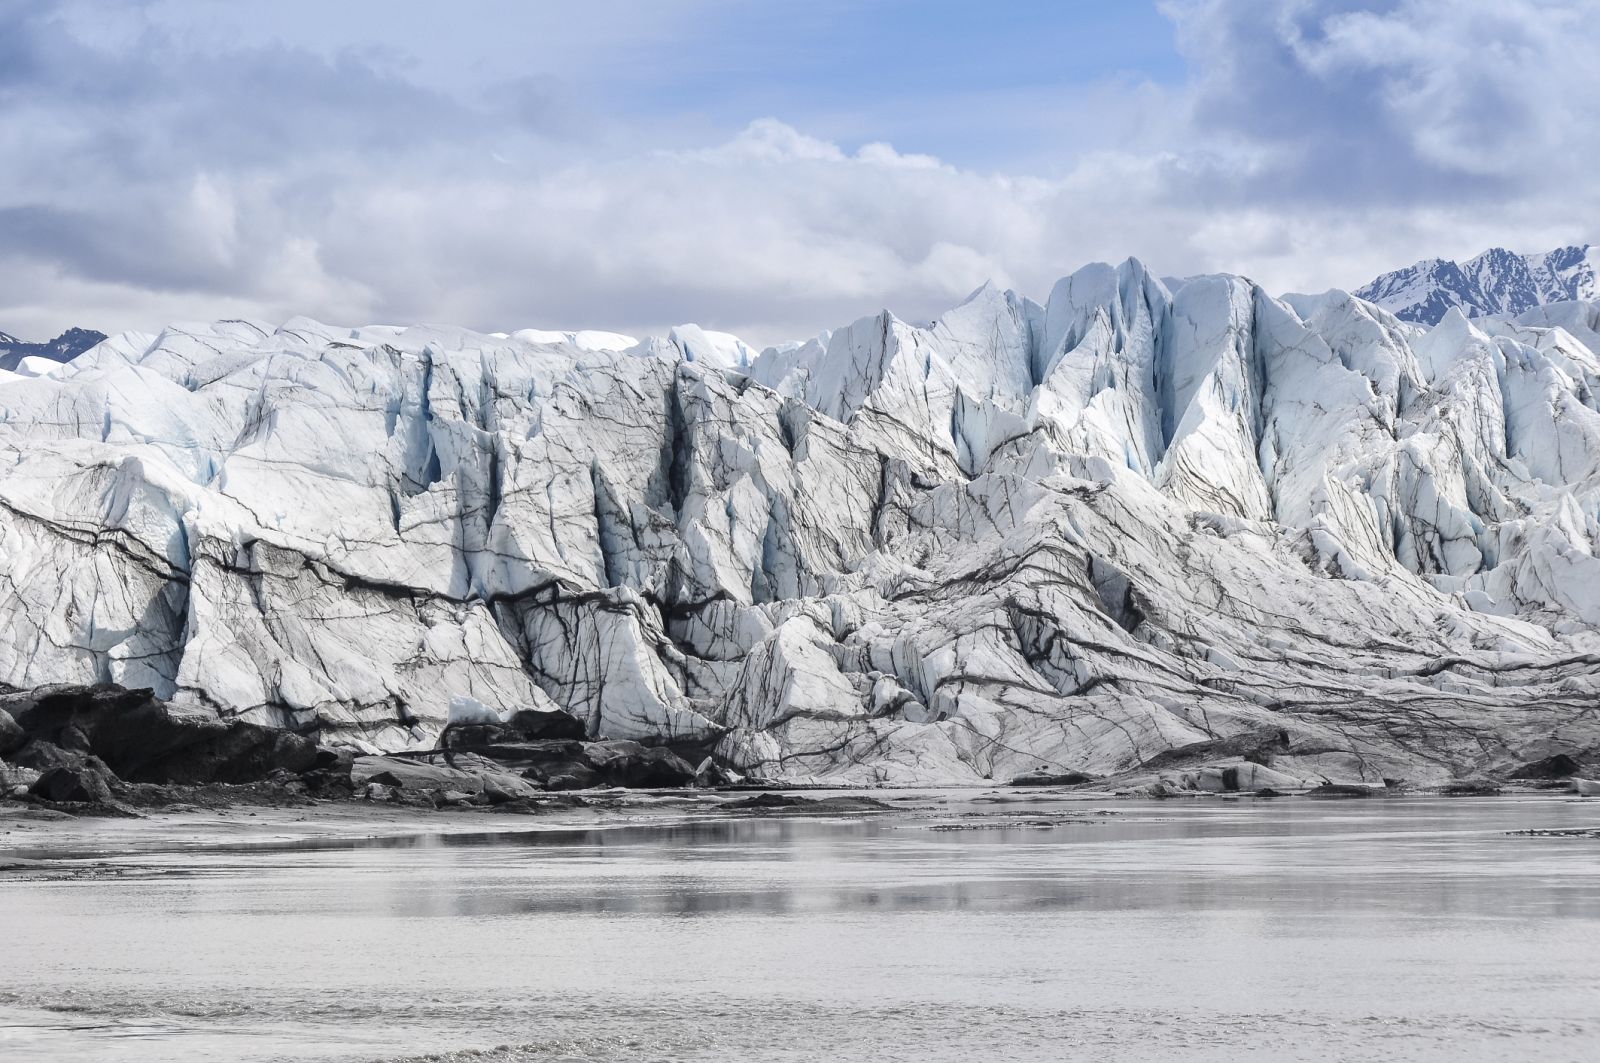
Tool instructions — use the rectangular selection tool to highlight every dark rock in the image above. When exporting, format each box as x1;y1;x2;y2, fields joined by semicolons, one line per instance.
506;708;587;741
481;773;541;804
300;747;355;796
1010;770;1098;787
582;741;698;788
537;764;600;791
0;709;26;755
1305;783;1379;798
1254;787;1285;797
724;792;892;813
0;684;317;785
439;709;588;751
582;739;644;768
729;792;808;809
11;740;122;791
312;747;357;772
11;738;86;773
1509;754;1581;780
1140;728;1292;770
30;765;113;804
459;740;588;768
486;797;541;814
633;747;698;787
300;768;355;797
351;753;539;801
694;757;738;787
1440;778;1501;796
439;723;520;749
57;724;92;752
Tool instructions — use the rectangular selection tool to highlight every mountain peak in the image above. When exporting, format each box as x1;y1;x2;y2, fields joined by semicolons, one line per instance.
1356;244;1598;324
0;326;107;372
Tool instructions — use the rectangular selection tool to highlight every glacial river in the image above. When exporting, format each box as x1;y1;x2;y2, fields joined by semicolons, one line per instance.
1;793;1597;1062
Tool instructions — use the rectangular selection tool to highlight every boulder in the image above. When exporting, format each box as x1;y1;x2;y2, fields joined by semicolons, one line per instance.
300;768;354;797
536;764;601;791
631;747;699;787
352;751;544;802
481;772;542;804
0;709;25;755
313;747;357;772
11;738;95;773
29;764;113;805
351;756;486;795
582;741;698;787
694;756;741;787
581;739;644;769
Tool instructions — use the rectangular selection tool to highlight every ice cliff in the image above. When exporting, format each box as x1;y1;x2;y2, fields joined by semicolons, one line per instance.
2;261;1599;784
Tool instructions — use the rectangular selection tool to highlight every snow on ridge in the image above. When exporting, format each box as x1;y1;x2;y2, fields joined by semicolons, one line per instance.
1357;243;1599;324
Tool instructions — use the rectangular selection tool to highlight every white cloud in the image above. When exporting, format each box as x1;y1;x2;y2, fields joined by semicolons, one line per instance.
1;1;1595;347
1298;0;1600;179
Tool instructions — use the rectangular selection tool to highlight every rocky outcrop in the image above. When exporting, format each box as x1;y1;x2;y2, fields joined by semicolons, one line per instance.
29;764;113;804
2;269;1600;785
1;684;317;784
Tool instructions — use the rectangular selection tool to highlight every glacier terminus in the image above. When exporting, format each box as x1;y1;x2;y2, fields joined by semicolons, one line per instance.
2;260;1600;788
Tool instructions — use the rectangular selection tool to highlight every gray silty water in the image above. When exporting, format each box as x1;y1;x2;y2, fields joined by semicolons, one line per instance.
2;794;1598;1061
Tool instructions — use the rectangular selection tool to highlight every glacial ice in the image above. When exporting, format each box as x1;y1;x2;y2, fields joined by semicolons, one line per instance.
2;261;1599;783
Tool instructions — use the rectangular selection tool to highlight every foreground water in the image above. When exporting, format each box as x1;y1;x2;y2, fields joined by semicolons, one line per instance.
1;793;1597;1062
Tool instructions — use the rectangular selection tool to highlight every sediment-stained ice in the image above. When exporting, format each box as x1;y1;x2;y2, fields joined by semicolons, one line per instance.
2;263;1599;782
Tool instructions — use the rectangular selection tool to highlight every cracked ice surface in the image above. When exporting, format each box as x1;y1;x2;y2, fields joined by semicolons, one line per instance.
2;264;1600;781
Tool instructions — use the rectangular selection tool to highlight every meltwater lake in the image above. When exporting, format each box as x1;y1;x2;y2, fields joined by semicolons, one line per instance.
2;793;1597;1062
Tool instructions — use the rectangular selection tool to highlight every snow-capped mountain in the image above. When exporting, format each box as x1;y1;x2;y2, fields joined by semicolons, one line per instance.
1356;245;1599;324
0;326;107;373
1;269;1598;785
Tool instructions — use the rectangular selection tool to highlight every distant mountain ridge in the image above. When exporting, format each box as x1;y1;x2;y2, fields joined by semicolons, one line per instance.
0;326;107;373
1356;244;1599;324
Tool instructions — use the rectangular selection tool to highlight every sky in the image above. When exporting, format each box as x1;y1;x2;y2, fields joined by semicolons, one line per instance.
1;0;1597;346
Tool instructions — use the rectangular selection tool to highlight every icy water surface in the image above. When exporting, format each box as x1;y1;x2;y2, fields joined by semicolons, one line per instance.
2;794;1598;1062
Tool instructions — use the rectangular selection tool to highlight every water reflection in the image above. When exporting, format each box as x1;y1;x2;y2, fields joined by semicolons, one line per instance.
39;794;1586;922
3;795;1598;1063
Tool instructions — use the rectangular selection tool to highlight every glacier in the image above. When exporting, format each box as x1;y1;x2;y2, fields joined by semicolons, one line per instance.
2;261;1600;786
